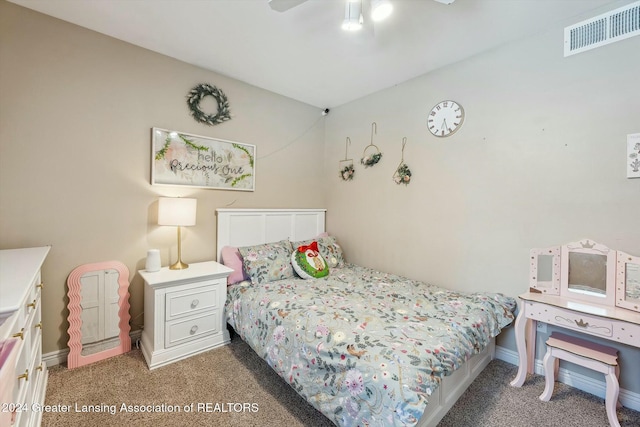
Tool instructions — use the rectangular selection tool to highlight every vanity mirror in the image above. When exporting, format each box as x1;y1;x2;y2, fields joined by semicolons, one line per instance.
560;239;616;306
616;251;640;312
67;261;131;369
529;246;560;294
530;239;639;313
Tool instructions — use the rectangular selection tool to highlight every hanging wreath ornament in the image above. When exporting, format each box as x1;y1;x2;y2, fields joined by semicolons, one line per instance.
361;122;383;167
340;137;355;181
186;83;231;126
393;137;412;185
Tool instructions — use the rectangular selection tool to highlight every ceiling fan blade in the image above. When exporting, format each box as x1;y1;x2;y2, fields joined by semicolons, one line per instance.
268;0;308;12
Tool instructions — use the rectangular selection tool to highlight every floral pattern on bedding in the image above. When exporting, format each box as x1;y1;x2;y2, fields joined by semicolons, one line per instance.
226;264;516;426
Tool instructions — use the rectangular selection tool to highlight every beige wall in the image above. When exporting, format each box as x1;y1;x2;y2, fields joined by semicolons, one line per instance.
323;9;640;391
0;1;326;353
325;35;640;293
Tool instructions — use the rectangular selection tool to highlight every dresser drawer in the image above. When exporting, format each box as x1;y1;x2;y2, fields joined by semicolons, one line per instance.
12;338;29;404
165;311;220;348
27;271;42;308
165;284;219;321
528;302;614;338
25;339;44;406
29;298;42;354
1;305;29;342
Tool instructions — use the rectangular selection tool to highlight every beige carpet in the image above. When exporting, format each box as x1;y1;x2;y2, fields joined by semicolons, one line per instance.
43;336;333;427
43;335;640;426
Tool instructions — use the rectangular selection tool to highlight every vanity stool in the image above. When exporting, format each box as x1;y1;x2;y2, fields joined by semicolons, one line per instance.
539;332;620;427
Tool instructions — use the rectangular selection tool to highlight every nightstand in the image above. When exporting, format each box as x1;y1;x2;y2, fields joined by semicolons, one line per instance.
138;260;233;370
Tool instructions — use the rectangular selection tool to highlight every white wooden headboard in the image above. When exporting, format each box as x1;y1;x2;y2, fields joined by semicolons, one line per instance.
216;208;326;262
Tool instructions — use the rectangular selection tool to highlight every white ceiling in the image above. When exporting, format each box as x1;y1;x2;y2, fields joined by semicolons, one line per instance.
8;0;622;108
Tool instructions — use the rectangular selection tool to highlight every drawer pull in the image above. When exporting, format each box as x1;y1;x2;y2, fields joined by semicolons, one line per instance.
35;322;42;330
575;319;589;328
191;299;200;309
36;364;44;372
17;369;29;382
12;328;24;340
27;299;37;310
36;282;44;290
190;325;199;335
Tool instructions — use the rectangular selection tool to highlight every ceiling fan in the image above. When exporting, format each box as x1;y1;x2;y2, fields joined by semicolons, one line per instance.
268;0;455;13
268;0;308;13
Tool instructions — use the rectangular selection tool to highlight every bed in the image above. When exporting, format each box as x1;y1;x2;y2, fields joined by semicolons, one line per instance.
216;209;516;426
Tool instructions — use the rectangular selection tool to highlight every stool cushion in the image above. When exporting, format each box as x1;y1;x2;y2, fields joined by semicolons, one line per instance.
546;332;618;366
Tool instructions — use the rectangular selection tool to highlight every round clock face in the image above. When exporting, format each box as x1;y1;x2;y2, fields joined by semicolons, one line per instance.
428;100;464;137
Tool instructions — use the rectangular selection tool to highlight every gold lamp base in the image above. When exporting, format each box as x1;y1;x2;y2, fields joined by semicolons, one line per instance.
169;260;189;270
169;226;190;270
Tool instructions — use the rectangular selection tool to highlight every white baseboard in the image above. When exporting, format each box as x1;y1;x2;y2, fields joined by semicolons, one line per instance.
42;347;69;367
496;345;640;412
43;330;143;367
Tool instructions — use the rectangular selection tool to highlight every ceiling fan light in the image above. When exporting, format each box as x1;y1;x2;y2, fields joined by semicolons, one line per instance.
342;18;363;31
342;0;363;31
371;0;393;22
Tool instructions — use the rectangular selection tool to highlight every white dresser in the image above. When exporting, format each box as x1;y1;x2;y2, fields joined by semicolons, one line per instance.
139;261;233;370
0;246;50;427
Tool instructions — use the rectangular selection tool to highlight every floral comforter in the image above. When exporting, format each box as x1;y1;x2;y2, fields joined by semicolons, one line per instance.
225;264;516;426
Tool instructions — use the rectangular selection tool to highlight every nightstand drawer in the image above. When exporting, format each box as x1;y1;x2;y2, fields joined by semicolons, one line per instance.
165;284;219;321
165;311;219;348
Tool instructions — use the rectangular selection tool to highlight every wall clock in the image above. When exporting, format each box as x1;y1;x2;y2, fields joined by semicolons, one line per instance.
428;100;464;137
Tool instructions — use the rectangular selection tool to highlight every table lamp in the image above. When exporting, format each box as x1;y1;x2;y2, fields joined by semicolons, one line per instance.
158;197;197;270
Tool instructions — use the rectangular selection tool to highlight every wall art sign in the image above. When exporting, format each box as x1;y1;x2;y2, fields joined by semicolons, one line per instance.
627;133;640;179
151;127;255;191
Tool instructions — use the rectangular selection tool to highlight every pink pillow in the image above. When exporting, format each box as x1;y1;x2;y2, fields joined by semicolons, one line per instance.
221;246;249;285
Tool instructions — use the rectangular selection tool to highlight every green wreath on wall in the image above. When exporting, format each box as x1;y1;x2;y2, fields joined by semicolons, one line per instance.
186;83;231;125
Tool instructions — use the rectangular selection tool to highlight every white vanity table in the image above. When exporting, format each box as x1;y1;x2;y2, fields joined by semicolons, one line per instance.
510;238;640;424
510;291;640;386
139;261;233;370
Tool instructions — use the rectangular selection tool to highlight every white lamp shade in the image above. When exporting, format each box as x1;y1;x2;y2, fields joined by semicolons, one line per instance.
158;197;197;226
342;0;363;31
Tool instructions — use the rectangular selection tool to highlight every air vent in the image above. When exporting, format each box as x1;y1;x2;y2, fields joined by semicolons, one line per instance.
564;1;640;57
